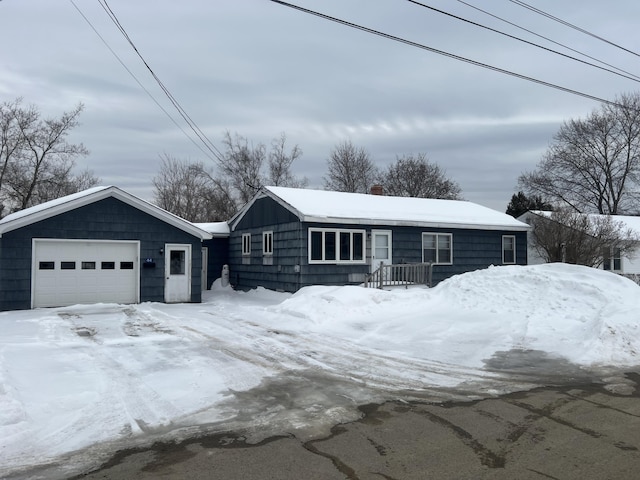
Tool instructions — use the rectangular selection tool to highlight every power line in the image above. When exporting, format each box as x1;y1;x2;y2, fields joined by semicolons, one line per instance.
97;0;226;162
455;0;640;81
69;0;218;162
509;0;640;59
270;0;622;108
404;0;640;84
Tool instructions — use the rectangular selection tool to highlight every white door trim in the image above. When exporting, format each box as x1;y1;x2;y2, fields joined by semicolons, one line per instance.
371;229;392;272
201;246;208;291
164;243;192;303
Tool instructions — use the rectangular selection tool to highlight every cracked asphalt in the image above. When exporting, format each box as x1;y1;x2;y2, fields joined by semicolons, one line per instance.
70;374;640;480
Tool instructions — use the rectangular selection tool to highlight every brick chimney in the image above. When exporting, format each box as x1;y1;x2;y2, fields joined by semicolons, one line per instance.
370;184;383;195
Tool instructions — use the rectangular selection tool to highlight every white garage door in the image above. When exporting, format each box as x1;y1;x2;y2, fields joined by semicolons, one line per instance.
32;239;139;308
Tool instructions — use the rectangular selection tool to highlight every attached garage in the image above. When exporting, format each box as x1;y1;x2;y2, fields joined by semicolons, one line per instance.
32;239;140;308
0;186;213;311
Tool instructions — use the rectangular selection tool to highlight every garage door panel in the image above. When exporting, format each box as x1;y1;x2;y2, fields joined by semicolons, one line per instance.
33;240;139;308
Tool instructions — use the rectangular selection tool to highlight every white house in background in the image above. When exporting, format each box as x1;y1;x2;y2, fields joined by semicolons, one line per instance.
518;210;640;274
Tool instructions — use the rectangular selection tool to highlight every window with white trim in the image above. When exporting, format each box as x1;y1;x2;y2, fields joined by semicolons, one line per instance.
308;228;365;264
263;231;273;255
502;235;516;264
603;247;621;271
242;233;251;255
422;233;452;265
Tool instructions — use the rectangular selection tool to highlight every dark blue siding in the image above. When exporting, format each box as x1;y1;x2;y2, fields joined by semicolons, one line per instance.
230;205;528;292
0;197;204;311
202;237;229;288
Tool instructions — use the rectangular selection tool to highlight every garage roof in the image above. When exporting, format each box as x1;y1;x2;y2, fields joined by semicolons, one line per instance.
0;186;213;239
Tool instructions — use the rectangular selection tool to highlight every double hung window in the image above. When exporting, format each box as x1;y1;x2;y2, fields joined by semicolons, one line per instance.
422;233;452;265
502;235;516;264
603;247;621;271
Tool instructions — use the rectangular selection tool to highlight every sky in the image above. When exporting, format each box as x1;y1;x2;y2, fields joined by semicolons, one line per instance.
2;263;640;478
1;1;640;212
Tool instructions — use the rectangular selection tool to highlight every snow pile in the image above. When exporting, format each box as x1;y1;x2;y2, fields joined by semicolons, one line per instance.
1;263;640;477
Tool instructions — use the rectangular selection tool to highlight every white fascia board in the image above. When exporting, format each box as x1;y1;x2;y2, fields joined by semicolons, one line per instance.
300;215;531;231
0;186;213;240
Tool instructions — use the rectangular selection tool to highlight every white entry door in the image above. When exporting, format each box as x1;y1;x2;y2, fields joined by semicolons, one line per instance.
371;230;392;272
165;244;192;303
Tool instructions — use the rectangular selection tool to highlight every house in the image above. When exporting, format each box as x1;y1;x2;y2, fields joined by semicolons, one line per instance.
518;210;640;274
227;186;530;292
0;186;217;311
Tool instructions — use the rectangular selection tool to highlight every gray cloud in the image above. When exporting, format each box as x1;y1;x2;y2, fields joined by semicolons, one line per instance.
1;0;638;213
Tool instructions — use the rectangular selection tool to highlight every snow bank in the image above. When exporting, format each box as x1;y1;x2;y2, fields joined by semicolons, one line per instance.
1;263;640;477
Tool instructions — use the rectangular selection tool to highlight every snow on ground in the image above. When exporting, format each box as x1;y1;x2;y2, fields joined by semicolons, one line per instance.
2;263;640;478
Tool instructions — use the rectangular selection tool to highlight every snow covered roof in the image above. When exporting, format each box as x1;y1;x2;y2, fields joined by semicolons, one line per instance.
234;186;529;231
0;186;213;240
192;222;230;237
522;210;640;238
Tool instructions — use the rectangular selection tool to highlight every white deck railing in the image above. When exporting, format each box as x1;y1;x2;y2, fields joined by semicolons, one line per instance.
364;262;433;289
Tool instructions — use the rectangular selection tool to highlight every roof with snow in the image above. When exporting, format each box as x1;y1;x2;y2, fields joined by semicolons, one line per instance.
232;186;529;231
192;222;230;237
0;186;213;239
522;210;640;238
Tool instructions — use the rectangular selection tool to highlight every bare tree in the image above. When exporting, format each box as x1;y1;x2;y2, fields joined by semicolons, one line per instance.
324;139;378;193
268;133;308;188
519;92;640;215
152;154;235;222
379;153;462;199
0;98;92;215
156;132;307;220
526;209;639;267
218;131;266;205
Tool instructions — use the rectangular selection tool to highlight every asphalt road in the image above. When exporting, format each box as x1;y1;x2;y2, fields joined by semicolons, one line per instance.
68;373;640;480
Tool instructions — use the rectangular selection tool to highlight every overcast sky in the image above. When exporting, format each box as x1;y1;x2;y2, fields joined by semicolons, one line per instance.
2;0;639;212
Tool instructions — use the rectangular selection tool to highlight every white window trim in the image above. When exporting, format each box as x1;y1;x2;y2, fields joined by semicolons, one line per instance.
502;235;516;265
242;233;251;256
263;231;273;256
421;232;453;265
308;228;366;264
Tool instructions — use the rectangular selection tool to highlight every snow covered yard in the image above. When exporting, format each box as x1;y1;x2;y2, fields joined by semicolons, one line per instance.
2;263;640;479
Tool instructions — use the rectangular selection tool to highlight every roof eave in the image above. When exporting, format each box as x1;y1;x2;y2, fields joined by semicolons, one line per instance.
0;186;213;240
300;215;530;231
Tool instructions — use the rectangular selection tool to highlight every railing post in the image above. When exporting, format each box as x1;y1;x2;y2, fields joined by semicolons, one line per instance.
378;261;384;289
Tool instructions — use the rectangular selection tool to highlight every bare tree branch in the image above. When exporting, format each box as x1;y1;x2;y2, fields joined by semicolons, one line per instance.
379;152;462;199
324;139;377;193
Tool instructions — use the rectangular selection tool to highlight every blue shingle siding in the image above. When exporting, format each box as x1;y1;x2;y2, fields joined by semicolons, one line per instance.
202;237;229;289
230;207;528;292
0;197;203;311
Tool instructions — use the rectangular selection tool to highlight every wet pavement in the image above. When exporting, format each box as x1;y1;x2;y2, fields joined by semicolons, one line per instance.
65;372;640;480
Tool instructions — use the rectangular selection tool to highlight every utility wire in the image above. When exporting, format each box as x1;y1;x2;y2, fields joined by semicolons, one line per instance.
509;0;640;58
96;0;225;162
270;0;622;108
404;0;640;84
69;0;218;162
456;0;640;81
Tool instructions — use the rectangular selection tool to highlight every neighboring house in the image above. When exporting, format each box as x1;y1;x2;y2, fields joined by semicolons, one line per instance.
228;186;529;292
518;210;640;274
0;186;216;311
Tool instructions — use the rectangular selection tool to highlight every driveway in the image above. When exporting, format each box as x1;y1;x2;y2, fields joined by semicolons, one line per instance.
69;374;640;479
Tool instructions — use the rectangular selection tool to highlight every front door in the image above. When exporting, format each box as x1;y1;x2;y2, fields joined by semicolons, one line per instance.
371;230;392;272
165;244;192;303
